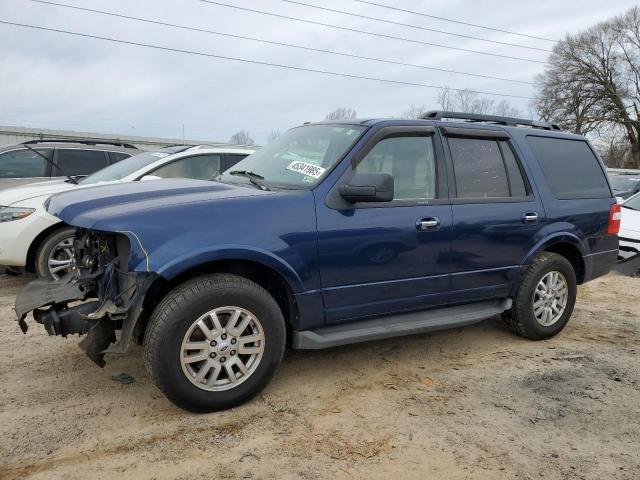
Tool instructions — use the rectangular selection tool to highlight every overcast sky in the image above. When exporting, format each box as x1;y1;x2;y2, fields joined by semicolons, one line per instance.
1;0;638;144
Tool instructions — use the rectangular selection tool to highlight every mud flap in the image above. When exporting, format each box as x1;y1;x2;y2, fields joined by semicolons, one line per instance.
614;253;640;276
78;319;116;368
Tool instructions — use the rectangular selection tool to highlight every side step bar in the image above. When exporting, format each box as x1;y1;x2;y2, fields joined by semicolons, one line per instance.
292;299;512;350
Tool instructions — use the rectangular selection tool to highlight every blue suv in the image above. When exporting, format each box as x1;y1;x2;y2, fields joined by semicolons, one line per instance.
15;111;620;412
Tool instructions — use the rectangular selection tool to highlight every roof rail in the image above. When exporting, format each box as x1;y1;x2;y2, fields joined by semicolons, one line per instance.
21;139;138;149
420;111;561;131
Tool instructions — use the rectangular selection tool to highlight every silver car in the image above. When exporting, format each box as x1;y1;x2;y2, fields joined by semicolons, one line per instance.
0;139;140;190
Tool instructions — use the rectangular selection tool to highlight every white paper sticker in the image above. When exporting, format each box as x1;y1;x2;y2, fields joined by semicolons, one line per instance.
286;161;326;179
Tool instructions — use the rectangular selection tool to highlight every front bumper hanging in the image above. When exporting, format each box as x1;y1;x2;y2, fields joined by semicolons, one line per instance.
15;262;156;367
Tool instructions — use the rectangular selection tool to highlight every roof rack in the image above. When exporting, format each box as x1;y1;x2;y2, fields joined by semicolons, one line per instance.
420;111;561;131
22;139;138;149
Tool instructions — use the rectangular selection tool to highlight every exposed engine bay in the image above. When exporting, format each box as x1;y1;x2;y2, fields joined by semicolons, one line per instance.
15;229;157;366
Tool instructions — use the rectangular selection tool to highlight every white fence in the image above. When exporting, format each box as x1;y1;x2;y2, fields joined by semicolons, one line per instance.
0;125;231;150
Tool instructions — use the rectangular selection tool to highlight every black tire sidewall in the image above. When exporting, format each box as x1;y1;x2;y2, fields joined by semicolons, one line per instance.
518;255;577;338
35;227;76;279
146;277;285;412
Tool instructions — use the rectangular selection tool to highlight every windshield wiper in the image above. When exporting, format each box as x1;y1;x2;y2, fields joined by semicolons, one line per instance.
229;170;270;191
22;144;78;184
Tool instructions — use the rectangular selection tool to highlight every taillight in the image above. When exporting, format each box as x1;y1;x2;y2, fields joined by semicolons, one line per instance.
607;203;622;235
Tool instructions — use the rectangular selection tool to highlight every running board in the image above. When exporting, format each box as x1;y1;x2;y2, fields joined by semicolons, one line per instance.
292;299;512;350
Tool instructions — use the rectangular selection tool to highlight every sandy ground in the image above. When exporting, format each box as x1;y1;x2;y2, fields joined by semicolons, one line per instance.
0;272;639;480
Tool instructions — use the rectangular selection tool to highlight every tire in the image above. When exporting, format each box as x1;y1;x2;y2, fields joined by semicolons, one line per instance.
503;252;577;340
143;274;286;412
35;227;76;280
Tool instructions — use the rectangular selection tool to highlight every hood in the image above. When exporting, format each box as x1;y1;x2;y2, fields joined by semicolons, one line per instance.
0;179;76;206
46;178;273;229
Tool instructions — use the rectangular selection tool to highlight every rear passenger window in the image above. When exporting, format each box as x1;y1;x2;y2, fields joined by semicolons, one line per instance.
501;143;527;197
526;136;611;199
109;151;132;163
56;149;109;176
448;138;528;199
225;154;249;171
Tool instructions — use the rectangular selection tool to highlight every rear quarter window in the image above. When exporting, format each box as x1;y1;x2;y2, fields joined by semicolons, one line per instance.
526;136;611;199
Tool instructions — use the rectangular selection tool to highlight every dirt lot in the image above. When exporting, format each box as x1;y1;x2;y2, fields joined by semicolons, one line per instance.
1;272;639;480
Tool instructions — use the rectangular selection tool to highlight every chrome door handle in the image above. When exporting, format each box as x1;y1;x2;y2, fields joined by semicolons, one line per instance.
417;217;440;230
522;212;539;224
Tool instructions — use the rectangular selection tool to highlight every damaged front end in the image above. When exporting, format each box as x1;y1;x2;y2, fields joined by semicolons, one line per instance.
15;229;157;367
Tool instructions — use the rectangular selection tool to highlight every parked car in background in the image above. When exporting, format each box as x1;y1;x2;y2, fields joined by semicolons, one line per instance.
0;139;140;190
0;145;254;279
15;111;619;412
619;192;640;259
608;168;640;199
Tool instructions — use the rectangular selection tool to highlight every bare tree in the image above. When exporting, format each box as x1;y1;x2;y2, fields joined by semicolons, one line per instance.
229;130;255;146
266;129;281;143
494;100;522;118
534;7;640;168
437;86;454;111
403;87;521;119
325;107;357;120
593;124;632;168
402;104;428;119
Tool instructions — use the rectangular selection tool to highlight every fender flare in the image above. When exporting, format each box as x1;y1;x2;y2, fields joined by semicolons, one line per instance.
154;245;307;293
522;232;586;266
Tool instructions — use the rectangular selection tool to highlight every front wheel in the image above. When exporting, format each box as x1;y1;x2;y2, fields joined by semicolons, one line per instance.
143;274;286;412
503;252;577;340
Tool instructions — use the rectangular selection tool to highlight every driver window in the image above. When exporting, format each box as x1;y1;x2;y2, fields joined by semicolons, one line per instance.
150;154;221;180
355;136;436;200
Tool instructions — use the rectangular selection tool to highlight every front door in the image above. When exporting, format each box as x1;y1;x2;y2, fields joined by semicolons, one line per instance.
316;126;452;324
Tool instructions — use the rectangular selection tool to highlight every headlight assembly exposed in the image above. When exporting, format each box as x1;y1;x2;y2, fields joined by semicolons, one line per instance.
0;206;35;223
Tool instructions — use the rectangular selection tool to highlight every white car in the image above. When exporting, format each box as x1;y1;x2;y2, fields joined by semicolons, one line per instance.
0;145;255;279
619;192;640;259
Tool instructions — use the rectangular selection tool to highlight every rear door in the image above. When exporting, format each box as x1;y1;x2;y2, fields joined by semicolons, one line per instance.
316;126;452;323
442;127;545;303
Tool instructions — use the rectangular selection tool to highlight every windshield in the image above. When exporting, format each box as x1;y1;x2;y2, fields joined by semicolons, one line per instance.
79;147;188;184
623;193;640;211
610;174;640;194
218;124;366;189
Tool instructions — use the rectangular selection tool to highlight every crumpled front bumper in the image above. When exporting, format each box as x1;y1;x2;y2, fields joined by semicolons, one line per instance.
15;268;157;367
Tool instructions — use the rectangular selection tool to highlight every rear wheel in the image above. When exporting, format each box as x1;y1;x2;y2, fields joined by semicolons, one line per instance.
504;252;577;339
144;274;286;412
35;227;76;280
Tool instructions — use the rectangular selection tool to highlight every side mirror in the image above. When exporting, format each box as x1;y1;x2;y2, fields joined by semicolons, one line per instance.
339;173;394;203
140;175;163;181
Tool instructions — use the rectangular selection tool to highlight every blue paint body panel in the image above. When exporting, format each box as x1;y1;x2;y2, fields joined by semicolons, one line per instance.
44;119;619;332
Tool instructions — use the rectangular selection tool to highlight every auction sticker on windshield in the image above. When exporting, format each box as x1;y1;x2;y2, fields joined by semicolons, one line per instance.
286;161;326;179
